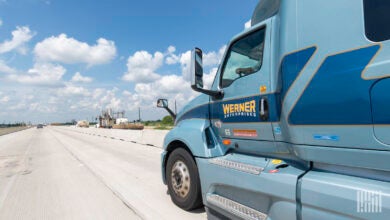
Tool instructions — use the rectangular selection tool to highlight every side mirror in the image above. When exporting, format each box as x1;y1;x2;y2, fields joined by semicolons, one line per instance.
190;47;224;99
191;48;204;89
156;98;176;120
157;99;168;108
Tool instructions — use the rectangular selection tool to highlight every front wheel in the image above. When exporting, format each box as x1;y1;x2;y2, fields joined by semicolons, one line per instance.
166;148;203;210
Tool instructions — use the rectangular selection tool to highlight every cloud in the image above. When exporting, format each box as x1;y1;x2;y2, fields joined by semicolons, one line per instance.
203;46;226;67
8;62;66;85
122;50;163;83
178;50;192;80
203;67;218;89
57;84;90;97
165;46;179;64
0;26;34;54
155;74;189;94
0;44;226;122
167;46;176;53
34;34;117;66
120;46;225;115
0;87;56;115
165;46;226;80
71;72;93;83
125;74;193;111
92;87;121;110
0;95;9;103
245;20;251;29
0;60;17;74
122;90;132;97
0;18;3;27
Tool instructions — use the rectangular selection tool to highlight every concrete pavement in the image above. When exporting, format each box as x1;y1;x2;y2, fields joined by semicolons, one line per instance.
0;127;206;220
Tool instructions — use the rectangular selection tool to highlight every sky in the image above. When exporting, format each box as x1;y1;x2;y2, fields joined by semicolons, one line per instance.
0;0;257;124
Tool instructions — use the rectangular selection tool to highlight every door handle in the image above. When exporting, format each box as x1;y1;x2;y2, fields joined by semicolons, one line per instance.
260;97;269;121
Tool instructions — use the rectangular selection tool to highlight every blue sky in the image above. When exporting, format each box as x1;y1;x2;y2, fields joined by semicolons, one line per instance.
0;0;257;123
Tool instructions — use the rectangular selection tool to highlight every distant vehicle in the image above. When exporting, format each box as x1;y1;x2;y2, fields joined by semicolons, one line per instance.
36;124;43;129
116;118;128;124
76;120;89;128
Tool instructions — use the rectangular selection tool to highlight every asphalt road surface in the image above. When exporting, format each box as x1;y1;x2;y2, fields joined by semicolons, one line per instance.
0;127;206;220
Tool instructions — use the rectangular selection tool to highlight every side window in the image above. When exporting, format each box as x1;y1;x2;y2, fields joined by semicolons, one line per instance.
220;28;265;88
363;0;390;42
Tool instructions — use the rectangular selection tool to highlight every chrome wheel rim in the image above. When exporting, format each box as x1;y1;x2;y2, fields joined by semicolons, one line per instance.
171;160;191;198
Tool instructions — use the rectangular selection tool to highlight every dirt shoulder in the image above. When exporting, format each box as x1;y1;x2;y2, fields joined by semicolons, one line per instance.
0;127;31;136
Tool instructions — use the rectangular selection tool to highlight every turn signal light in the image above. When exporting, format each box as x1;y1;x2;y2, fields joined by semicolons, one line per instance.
222;139;232;145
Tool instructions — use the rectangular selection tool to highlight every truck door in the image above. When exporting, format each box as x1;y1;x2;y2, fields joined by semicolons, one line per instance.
210;23;275;145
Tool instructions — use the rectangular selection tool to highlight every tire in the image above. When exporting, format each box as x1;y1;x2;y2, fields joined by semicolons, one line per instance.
166;148;203;210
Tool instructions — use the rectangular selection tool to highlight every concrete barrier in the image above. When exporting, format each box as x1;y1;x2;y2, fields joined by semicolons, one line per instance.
59;126;169;148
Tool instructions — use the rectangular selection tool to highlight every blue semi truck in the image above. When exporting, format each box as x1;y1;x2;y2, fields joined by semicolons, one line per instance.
158;0;390;219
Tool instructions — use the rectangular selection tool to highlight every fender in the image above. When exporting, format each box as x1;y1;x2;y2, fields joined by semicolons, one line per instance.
163;118;226;158
161;119;227;184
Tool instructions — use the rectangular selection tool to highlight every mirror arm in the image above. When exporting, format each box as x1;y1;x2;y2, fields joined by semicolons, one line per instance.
191;85;224;99
164;107;176;120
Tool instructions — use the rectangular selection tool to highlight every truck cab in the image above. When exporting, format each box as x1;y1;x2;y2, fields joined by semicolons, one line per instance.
161;0;390;219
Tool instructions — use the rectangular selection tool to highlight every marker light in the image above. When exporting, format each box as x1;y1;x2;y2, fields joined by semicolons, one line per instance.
260;85;267;93
222;139;232;145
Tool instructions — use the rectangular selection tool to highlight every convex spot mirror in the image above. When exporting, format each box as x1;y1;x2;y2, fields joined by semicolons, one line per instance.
157;99;168;108
191;48;204;89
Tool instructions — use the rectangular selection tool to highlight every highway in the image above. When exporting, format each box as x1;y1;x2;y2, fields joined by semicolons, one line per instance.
0;127;206;220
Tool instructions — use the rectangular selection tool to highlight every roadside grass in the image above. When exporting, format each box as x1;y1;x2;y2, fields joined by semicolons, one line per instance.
153;126;173;130
0;127;30;136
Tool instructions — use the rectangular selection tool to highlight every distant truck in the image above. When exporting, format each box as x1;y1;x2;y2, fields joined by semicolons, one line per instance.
76;120;89;128
116;118;128;124
160;1;390;219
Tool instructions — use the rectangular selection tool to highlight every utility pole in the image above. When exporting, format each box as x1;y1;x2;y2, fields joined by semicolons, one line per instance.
138;107;141;123
175;99;177;115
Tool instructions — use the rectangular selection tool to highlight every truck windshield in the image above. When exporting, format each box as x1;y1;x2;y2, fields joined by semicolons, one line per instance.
220;28;265;88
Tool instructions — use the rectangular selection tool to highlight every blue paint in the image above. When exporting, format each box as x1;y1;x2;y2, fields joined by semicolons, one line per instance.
280;47;316;101
177;46;381;126
176;94;280;124
274;126;281;135
175;104;209;124
371;78;390;124
289;45;380;125
313;135;339;141
210;94;279;123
